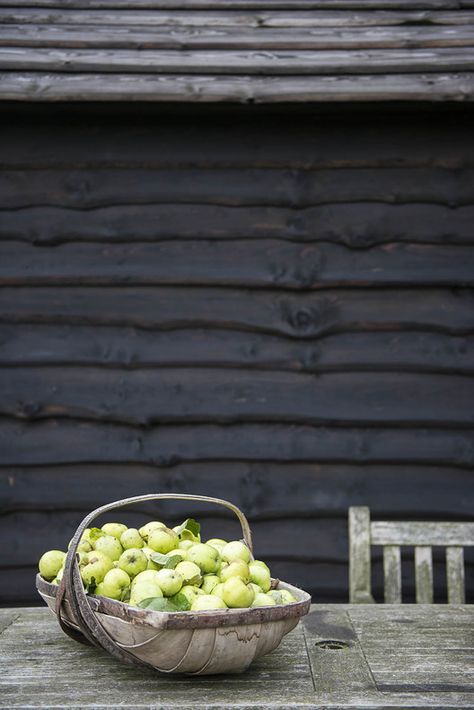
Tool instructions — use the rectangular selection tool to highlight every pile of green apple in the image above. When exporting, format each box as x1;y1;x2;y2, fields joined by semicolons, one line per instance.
38;518;297;612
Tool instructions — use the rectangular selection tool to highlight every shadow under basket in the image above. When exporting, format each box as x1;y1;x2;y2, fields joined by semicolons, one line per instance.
36;493;311;676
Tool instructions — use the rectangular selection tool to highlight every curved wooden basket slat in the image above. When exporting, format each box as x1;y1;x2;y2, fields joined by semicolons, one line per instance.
37;494;311;675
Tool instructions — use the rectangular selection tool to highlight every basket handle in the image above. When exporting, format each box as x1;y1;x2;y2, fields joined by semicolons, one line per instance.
56;494;253;668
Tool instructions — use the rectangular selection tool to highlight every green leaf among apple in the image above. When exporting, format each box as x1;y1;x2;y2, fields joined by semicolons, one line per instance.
38;516;298;611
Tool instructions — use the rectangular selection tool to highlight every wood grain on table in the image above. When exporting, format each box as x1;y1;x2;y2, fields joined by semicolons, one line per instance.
0;605;472;708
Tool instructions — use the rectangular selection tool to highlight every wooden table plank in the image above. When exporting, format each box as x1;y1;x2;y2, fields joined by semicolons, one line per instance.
302;608;377;692
2;24;474;50
348;605;474;694
0;9;472;28
1;605;473;708
1;46;474;74
1;71;473;102
0;0;464;9
0;607;316;708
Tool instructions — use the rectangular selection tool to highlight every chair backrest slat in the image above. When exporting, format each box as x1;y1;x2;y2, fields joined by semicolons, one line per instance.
348;505;374;603
414;546;434;603
383;545;401;604
446;546;465;604
371;522;474;547
348;507;473;604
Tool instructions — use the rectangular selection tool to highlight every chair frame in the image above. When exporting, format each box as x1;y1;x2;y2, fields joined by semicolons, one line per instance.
349;506;474;604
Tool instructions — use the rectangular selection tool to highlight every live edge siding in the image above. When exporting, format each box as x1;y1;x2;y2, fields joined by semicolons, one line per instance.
0;103;473;605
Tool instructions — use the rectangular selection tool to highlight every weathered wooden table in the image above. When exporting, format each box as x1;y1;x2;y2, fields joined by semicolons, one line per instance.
1;604;472;708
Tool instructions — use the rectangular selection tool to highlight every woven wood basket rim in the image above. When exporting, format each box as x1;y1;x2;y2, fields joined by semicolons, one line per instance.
37;573;311;630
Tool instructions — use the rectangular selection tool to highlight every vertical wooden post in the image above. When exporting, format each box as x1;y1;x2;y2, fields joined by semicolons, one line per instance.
349;506;375;603
415;546;433;603
383;545;402;603
446;547;465;604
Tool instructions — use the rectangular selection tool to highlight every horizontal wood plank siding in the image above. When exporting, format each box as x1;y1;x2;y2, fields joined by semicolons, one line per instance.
0;104;472;604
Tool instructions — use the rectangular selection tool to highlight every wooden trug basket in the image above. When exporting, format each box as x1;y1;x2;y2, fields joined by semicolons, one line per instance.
36;494;311;675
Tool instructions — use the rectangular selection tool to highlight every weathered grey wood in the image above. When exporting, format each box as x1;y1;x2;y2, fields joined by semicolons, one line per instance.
2;46;474;75
0;606;315;708
2;367;473;426
383;545;402;603
2;421;474;468
347;604;474;695
349;507;374;603
446;546;465;603
415;546;434;603
302;608;377;691
1;325;472;374
0;0;463;8
2;24;474;51
371;521;474;545
1;605;474;708
1;240;473;288
350;508;474;603
1;71;473;102
0;9;471;28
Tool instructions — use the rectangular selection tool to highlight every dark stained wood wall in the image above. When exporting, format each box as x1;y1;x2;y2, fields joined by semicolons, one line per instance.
0;103;473;605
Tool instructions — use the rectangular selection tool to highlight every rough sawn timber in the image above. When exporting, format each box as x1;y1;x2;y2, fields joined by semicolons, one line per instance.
0;605;474;708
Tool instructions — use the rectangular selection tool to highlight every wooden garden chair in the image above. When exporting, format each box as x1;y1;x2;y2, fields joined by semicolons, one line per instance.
349;506;474;604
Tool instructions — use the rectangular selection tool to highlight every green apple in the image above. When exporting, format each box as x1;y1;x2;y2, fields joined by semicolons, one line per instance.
178;539;194;551
131;570;162;588
251;593;276;607
73;539;93;554
94;535;123;561
221;541;251;564
206;538;227;551
248;582;262;596
81;528;92;544
279;589;297;604
101;523;128;540
251;559;271;574
249;562;271;592
212;583;226;600
155;569;183;597
77;551;89;567
220;560;250;584
175;561;202;586
187;543;219;574
191;594;227;611
81;551;114;586
38;550;66;581
148;527;179;554
52;566;64;585
117;548;148;578
101;568;131;600
138;521;166;542
179;585;205;605
201;574;220;594
221;578;255;608
142;546;160;570
173;525;200;545
120;528;144;550
267;590;284;605
94;582;106;596
129;579;164;607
